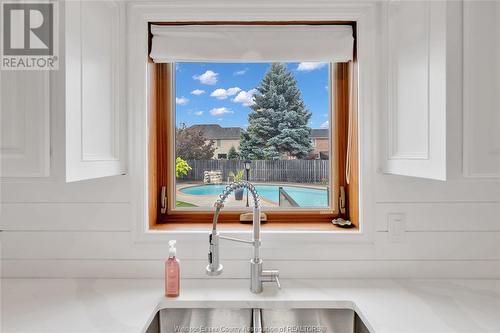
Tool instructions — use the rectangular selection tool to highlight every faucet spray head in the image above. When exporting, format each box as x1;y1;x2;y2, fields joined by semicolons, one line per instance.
206;181;261;278
206;232;223;276
206;263;223;276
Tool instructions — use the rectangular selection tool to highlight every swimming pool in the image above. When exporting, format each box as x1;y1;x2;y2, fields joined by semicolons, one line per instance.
180;184;328;208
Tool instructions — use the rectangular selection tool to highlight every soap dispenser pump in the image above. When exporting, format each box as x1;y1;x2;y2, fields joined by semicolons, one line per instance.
165;240;180;297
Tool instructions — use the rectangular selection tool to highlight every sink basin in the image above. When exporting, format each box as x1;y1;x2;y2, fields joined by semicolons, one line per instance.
260;308;370;333
145;308;370;333
157;308;253;332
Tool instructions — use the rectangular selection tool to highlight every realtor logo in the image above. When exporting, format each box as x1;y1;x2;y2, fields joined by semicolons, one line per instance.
1;1;59;70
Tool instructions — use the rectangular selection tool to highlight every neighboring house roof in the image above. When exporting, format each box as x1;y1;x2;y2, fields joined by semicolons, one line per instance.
311;129;329;138
191;124;327;140
190;124;241;140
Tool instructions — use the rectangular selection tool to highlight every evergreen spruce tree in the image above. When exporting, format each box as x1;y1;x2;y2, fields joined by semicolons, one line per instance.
227;146;239;160
240;63;312;160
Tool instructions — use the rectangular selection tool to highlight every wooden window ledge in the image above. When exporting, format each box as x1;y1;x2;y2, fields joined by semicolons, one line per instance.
150;222;358;232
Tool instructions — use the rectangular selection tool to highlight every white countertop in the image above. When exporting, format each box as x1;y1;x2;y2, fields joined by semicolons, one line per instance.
2;278;500;333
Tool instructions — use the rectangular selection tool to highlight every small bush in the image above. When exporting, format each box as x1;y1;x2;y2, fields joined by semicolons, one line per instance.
176;157;192;178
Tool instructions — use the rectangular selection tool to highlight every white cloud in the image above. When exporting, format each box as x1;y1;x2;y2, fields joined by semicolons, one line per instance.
233;68;248;76
191;89;205;95
194;111;204;116
320;120;329;129
175;96;189;105
297;62;328;72
193;70;218;85
233;89;257;107
210;87;241;100
209;107;233;116
227;87;241;95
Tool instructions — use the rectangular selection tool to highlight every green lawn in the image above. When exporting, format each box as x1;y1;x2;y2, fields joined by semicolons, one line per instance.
176;200;197;207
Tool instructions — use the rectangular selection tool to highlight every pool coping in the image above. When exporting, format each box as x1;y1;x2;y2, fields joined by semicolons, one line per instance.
175;182;329;208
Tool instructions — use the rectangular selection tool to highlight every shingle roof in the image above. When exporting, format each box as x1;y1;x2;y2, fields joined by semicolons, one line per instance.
190;125;328;140
190;124;241;140
311;129;329;138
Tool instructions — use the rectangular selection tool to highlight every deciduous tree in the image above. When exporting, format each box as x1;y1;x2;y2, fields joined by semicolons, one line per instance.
176;123;215;160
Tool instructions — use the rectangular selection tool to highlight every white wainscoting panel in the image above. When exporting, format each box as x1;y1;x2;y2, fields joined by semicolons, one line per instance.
388;1;430;160
385;1;447;180
3;259;499;279
65;0;126;182
2;230;499;261
1;0;499;281
463;1;500;178
376;202;500;232
0;203;130;231
0;71;50;178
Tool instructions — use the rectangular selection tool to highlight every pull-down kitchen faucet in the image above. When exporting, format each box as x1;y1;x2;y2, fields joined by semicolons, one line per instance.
206;181;280;293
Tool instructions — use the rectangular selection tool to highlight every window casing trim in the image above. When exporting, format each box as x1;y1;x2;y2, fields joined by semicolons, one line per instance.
128;1;377;243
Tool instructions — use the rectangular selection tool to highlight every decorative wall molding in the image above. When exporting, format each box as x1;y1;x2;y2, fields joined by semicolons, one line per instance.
65;0;127;181
3;259;499;279
383;1;447;181
80;0;121;162
1;0;499;281
387;1;431;161
462;1;500;178
0;71;51;178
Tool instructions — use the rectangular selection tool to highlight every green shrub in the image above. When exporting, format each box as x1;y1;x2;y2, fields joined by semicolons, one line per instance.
229;169;245;182
176;157;192;178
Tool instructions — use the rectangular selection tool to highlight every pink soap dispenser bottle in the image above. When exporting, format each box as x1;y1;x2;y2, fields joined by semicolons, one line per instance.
165;240;180;297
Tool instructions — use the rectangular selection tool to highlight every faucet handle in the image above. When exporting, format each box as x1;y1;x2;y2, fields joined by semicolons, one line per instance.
274;275;281;289
261;270;280;289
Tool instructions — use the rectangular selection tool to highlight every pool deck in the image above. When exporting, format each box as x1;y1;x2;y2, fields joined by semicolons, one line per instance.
175;182;327;208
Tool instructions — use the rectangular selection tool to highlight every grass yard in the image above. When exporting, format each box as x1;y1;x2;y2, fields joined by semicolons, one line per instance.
176;200;198;207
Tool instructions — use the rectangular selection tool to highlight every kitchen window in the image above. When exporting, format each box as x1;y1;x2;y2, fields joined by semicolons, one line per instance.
148;23;358;229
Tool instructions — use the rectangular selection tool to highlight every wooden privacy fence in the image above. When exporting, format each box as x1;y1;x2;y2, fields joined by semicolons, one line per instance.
180;159;329;183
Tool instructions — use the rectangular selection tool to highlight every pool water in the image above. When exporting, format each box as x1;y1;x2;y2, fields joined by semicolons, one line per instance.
180;184;328;208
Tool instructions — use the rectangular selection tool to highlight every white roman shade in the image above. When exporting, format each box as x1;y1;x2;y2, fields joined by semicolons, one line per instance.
150;25;354;63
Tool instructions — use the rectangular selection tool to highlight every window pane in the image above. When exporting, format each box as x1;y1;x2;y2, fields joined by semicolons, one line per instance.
174;62;331;209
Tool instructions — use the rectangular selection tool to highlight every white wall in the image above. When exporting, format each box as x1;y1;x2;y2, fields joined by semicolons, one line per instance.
1;1;499;279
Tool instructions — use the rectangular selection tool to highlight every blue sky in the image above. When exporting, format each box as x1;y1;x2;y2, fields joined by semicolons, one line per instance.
175;62;330;129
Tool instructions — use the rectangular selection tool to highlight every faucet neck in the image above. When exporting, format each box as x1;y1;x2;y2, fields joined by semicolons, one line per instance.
212;207;221;233
211;181;260;233
252;205;261;259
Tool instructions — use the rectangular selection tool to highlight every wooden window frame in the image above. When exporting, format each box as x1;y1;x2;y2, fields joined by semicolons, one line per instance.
148;22;358;229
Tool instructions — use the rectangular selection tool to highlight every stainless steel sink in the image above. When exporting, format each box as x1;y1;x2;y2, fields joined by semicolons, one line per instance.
145;308;370;333
157;308;253;333
260;308;370;333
